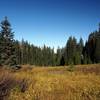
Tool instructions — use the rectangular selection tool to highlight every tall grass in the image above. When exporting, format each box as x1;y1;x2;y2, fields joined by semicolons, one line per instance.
0;64;100;100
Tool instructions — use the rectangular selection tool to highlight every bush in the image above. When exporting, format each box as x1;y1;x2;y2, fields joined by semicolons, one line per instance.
0;72;16;100
68;63;75;72
18;78;28;93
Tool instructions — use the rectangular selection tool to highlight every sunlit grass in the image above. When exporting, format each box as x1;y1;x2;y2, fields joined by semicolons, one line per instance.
0;64;100;100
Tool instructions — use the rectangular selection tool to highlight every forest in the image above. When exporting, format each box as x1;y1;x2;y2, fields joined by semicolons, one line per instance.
0;17;100;100
0;17;100;67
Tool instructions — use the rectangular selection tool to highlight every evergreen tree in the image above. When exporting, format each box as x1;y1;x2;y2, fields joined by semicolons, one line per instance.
0;17;16;66
86;30;100;63
77;38;84;64
0;30;2;66
64;36;73;65
64;36;77;65
15;40;21;64
56;47;62;65
94;30;100;63
60;55;65;66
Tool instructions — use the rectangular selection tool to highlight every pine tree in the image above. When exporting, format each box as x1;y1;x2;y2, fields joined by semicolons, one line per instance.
0;31;2;66
0;17;16;66
56;47;61;65
15;40;21;64
94;30;100;63
64;36;73;65
64;36;77;65
77;38;84;64
60;56;65;66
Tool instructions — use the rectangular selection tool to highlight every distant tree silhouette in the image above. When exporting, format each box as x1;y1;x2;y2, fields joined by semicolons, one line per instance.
60;56;65;66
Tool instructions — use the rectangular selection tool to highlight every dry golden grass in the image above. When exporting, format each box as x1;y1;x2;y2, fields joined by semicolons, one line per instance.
0;64;100;100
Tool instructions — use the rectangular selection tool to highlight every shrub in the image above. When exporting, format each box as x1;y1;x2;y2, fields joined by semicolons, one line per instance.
17;78;29;93
68;63;75;72
0;72;16;100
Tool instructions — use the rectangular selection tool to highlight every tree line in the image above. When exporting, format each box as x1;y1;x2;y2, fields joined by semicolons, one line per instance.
0;17;100;67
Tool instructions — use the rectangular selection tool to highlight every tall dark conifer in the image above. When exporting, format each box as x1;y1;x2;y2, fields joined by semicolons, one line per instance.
0;17;16;66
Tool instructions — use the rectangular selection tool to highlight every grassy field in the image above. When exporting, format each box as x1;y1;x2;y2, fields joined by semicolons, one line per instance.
0;64;100;100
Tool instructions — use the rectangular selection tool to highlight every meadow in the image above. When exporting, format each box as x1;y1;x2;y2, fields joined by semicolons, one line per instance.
0;64;100;100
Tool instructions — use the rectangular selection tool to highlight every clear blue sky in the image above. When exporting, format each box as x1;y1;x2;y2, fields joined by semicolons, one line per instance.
0;0;100;51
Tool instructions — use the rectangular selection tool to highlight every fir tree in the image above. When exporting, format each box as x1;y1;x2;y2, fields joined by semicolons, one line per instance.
0;17;16;66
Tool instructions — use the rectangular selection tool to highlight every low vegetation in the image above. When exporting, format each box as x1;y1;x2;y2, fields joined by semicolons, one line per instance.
0;64;100;100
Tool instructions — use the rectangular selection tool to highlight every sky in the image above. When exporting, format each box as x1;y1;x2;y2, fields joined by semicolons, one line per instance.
0;0;100;51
